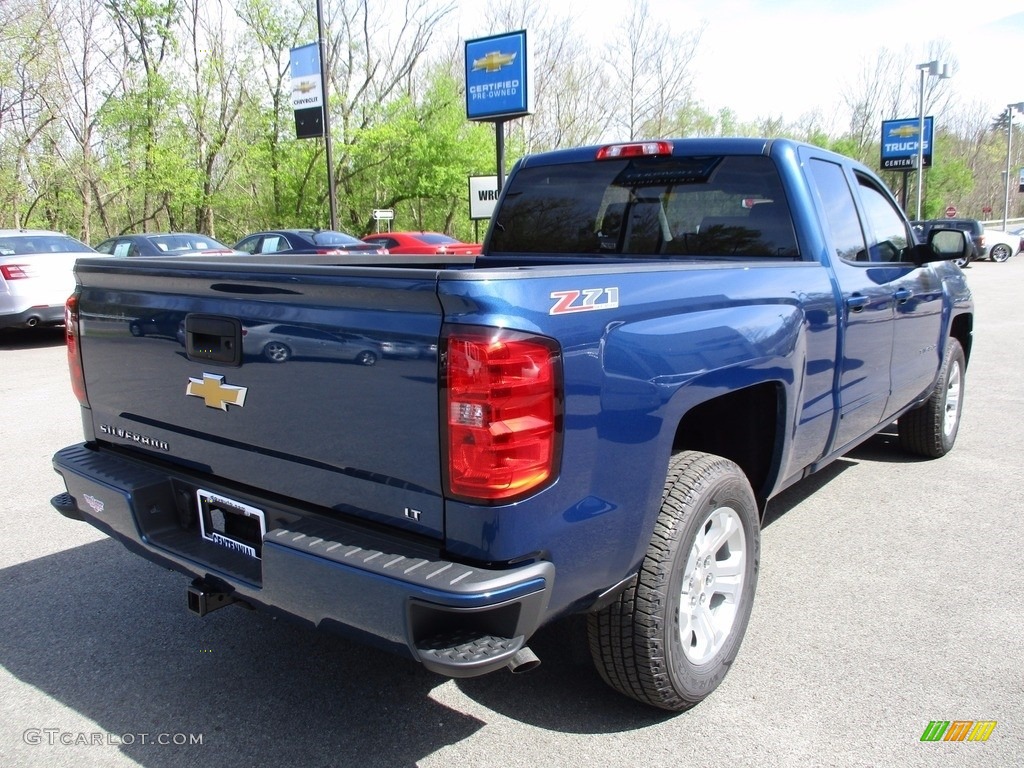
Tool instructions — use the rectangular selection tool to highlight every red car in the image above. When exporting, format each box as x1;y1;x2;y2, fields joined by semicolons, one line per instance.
361;231;481;255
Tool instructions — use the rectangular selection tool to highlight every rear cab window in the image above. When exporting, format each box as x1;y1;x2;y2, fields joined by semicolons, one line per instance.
488;155;799;259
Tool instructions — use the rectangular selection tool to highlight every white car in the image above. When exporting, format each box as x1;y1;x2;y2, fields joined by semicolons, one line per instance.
982;227;1023;263
0;229;101;330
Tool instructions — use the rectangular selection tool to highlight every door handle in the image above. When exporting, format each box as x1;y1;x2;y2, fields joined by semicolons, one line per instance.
894;288;913;304
846;295;870;313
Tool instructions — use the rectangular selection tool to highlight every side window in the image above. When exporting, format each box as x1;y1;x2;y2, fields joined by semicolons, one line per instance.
235;236;259;254
261;236;284;253
807;159;868;263
856;175;912;263
113;241;133;258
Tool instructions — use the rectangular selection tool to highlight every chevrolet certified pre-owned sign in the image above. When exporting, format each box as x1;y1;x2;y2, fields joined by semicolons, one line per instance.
465;30;533;121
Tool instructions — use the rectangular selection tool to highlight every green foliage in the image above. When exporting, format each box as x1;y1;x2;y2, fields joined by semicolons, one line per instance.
345;68;494;239
922;158;974;220
3;2;1019;238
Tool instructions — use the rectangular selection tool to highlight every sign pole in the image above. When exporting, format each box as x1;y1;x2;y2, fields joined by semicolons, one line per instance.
316;0;337;229
495;119;506;194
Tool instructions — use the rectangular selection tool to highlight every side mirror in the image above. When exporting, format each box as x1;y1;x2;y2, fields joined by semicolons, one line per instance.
909;228;970;265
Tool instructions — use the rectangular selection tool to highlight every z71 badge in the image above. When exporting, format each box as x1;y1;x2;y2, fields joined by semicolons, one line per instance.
549;287;619;315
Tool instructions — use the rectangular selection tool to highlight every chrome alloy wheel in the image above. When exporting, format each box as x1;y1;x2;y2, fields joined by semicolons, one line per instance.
943;356;962;438
678;505;748;666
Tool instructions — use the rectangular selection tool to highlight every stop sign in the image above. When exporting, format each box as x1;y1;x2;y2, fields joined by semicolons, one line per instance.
945;205;957;217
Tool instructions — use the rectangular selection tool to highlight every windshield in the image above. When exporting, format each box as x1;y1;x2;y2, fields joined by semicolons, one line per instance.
311;231;364;246
489;155;798;258
0;234;92;256
148;234;230;251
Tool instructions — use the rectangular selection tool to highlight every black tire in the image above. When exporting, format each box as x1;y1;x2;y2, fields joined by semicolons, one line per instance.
129;323;143;337
587;451;760;711
355;350;378;366
990;243;1012;263
953;255;969;269
262;341;291;363
898;338;965;457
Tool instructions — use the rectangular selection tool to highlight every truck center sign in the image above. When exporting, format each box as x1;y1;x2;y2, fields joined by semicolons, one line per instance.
880;117;934;170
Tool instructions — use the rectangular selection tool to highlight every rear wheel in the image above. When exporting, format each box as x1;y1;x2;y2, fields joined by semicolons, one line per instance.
588;451;760;711
355;350;378;366
262;341;291;363
898;338;965;457
990;243;1012;263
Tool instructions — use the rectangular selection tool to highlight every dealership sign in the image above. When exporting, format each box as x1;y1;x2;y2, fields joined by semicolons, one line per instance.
880;117;934;170
290;43;324;139
465;31;533;121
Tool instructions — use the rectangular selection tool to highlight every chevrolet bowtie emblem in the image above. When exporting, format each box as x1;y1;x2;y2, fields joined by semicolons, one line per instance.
186;373;247;411
472;51;517;73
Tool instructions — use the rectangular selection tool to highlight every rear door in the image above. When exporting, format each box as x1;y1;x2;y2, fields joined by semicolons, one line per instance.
804;156;895;449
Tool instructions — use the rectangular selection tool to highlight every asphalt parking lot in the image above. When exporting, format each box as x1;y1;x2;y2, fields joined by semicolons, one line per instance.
1;257;1021;768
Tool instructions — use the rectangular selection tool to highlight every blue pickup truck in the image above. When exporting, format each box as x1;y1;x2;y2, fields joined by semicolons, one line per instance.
51;138;973;711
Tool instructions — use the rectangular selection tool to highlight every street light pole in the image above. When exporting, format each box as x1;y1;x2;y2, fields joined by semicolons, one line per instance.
915;60;951;222
1003;102;1024;232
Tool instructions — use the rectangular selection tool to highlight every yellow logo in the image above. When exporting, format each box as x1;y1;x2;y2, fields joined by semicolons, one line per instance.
889;124;919;138
292;79;317;94
472;51;517;73
186;374;247;411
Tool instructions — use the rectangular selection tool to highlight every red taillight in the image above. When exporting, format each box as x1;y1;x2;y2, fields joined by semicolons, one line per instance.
1;264;30;280
65;295;89;406
443;328;562;503
596;141;673;160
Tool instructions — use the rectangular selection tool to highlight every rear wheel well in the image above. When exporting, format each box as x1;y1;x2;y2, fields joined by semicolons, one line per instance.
671;383;781;510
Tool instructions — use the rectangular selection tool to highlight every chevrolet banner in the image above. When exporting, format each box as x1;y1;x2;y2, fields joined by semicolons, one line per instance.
290;43;324;139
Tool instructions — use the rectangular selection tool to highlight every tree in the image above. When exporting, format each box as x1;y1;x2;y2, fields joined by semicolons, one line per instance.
103;0;185;231
178;0;247;236
45;0;127;240
0;0;60;228
604;0;704;141
235;0;315;225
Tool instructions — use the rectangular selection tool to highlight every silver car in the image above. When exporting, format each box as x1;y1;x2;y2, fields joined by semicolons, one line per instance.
242;323;381;365
0;229;102;330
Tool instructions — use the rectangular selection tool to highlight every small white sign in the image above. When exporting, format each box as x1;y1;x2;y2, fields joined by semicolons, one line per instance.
372;209;394;221
469;175;501;220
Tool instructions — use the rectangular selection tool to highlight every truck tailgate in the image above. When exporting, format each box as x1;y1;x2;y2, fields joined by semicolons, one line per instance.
74;258;446;538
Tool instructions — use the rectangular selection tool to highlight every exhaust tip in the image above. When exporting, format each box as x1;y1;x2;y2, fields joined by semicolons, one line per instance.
507;646;540;674
25;316;40;327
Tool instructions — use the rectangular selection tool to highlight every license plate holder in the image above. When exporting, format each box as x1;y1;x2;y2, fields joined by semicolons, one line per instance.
197;489;266;559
